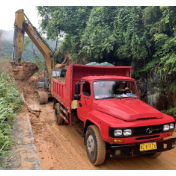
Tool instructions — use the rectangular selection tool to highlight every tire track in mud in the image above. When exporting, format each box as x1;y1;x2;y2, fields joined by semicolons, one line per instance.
30;102;95;170
29;101;176;170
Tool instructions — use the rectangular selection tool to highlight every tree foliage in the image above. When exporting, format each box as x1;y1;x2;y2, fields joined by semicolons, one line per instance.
37;6;93;61
37;6;176;79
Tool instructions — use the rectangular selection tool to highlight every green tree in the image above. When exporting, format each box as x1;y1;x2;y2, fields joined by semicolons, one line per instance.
37;6;176;79
81;6;151;66
37;6;93;62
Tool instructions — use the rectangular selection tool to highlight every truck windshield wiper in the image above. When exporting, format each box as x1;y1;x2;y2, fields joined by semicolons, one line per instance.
101;96;116;99
120;96;138;99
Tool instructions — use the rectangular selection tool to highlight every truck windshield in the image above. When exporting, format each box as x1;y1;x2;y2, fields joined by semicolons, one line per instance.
93;80;138;100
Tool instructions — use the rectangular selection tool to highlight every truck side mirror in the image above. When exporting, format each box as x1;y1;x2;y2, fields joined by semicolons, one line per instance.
75;83;80;94
74;94;81;100
74;83;81;100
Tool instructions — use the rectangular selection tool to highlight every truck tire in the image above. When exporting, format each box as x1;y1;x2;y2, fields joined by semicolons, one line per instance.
147;152;162;158
55;103;64;125
36;91;48;104
85;125;106;166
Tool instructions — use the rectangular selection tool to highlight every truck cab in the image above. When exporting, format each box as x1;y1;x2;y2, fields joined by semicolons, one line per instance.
75;75;176;165
77;76;138;122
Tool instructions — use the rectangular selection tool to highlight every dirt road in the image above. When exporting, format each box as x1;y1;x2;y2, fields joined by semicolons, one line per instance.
28;100;176;170
17;77;176;170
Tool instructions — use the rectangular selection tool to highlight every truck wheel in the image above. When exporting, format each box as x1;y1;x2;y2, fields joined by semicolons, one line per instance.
55;103;64;125
85;125;106;166
36;91;48;104
147;152;162;158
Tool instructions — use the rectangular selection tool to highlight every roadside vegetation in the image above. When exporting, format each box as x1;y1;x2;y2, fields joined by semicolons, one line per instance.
0;73;23;158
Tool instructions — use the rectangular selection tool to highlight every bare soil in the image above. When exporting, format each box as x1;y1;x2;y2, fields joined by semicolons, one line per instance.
21;62;39;80
18;76;176;170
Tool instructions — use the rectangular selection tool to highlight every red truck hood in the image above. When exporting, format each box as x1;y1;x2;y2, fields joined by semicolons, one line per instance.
97;99;163;122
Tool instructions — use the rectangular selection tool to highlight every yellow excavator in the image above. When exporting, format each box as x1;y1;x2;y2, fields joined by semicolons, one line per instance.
10;9;68;103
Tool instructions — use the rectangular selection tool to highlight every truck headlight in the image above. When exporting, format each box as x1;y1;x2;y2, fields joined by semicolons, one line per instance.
114;129;122;136
170;123;175;130
123;129;132;136
163;124;170;131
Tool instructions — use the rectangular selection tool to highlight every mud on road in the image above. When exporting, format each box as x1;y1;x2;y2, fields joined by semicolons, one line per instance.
29;101;176;170
18;77;176;170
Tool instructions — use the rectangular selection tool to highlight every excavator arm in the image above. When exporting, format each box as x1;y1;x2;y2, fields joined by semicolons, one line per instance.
10;9;55;80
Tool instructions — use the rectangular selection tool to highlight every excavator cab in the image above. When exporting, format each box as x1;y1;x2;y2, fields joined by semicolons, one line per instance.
51;68;67;78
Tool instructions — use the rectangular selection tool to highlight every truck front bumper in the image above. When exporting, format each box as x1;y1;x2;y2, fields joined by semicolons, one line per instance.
110;137;176;158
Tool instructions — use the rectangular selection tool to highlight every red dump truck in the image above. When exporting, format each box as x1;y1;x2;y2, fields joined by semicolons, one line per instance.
51;64;176;165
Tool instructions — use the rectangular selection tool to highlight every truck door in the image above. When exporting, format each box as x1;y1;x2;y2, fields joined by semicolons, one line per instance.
77;81;92;122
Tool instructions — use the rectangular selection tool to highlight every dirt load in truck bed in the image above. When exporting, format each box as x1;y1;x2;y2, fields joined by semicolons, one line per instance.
54;77;65;82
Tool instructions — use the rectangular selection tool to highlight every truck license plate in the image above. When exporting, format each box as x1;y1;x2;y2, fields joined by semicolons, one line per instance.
140;142;157;151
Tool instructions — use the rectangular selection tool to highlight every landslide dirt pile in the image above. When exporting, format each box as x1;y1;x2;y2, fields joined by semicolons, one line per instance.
17;73;43;100
16;73;44;117
21;62;38;80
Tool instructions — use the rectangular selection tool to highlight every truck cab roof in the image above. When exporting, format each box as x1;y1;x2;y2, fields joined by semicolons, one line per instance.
81;75;135;81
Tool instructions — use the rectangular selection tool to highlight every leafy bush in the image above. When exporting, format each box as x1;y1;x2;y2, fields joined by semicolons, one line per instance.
161;107;176;119
0;74;23;158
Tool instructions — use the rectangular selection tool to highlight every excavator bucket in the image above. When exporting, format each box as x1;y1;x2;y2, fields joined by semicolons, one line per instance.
9;62;38;81
9;65;24;80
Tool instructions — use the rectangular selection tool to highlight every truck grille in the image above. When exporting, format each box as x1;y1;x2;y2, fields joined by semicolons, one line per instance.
133;124;163;136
